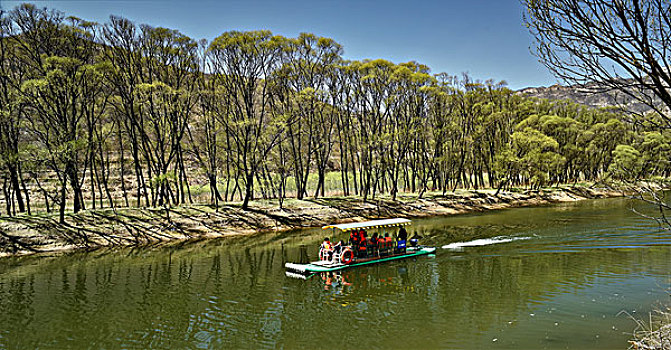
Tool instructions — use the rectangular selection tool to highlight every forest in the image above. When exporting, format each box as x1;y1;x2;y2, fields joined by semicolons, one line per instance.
1;4;670;223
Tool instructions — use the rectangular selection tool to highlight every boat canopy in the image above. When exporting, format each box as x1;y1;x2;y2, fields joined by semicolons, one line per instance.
322;218;411;232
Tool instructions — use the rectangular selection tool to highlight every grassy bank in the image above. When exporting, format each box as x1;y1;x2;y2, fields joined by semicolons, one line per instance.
0;185;622;258
629;308;671;350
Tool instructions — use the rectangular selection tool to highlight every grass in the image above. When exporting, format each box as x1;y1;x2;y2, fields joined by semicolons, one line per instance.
628;307;671;350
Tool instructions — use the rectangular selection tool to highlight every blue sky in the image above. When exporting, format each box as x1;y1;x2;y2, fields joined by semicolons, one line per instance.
1;0;558;89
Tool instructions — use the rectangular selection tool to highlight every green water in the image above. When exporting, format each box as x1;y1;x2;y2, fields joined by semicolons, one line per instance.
1;197;671;349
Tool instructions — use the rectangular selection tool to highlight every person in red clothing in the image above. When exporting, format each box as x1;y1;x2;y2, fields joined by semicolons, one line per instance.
349;230;358;246
358;230;368;257
358;229;366;244
383;233;392;254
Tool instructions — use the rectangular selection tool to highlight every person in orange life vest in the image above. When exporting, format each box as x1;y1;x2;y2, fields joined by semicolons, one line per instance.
383;233;392;253
358;230;368;257
349;230;359;246
370;233;380;255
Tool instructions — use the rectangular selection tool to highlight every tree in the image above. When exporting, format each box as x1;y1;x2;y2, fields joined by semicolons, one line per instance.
10;5;105;223
4;2;671;219
497;128;565;189
208;30;289;209
134;25;199;207
190;39;224;208
275;33;342;199
525;0;671;126
101;15;149;207
0;9;29;215
609;144;642;181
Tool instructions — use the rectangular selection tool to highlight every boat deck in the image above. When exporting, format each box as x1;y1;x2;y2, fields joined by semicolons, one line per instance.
309;260;345;268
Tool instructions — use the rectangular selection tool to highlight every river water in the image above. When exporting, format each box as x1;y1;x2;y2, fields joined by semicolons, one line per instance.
1;197;671;349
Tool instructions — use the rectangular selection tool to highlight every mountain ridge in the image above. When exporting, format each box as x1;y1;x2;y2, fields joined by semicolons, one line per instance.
517;81;657;114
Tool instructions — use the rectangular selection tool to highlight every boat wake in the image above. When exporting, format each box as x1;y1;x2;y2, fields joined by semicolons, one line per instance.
442;235;531;250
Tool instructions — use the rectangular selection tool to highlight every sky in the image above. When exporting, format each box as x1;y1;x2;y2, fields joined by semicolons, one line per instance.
1;0;559;90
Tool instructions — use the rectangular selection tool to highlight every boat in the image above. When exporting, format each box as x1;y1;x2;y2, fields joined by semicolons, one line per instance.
285;218;436;276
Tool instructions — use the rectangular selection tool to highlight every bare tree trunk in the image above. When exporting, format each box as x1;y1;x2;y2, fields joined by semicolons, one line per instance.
18;164;30;215
7;164;24;213
2;177;9;216
59;177;67;224
242;172;254;209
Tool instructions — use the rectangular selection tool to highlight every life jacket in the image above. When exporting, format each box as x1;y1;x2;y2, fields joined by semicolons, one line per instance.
321;241;332;251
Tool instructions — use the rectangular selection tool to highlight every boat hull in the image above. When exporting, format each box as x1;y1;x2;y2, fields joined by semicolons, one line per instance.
285;246;436;275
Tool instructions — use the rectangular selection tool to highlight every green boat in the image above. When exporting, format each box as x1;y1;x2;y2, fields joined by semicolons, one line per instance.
285;218;436;276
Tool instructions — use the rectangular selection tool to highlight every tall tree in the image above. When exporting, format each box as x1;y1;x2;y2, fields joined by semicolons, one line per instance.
190;39;224;208
134;25;199;206
0;10;29;215
101;15;149;207
208;30;289;209
11;5;105;223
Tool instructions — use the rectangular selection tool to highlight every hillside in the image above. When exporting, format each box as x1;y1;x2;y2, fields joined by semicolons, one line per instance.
518;81;658;114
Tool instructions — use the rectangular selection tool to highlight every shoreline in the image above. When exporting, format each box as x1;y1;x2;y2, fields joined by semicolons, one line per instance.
0;185;623;258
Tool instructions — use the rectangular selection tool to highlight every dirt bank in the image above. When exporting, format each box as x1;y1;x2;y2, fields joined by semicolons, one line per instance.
0;186;622;258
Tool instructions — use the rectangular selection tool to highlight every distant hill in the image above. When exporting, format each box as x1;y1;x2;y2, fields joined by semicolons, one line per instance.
517;81;658;115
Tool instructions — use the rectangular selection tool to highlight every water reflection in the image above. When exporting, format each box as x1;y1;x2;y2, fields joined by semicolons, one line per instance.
315;263;412;297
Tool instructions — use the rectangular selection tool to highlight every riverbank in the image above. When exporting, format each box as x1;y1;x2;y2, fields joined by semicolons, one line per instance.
0;185;622;258
630;309;671;350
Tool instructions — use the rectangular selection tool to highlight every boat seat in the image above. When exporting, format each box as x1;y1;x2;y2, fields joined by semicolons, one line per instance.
396;240;407;253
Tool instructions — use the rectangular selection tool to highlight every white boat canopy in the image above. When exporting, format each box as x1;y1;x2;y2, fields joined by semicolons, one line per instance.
322;218;411;232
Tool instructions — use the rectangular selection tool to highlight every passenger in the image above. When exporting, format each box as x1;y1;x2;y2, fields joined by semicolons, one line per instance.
358;243;367;258
349;230;358;246
370;233;379;256
383;233;392;254
334;240;344;254
360;230;369;257
398;226;408;241
396;227;408;254
377;233;390;255
410;232;421;247
321;237;333;261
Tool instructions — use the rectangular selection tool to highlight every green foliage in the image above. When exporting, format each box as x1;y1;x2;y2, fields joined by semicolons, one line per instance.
608;145;641;181
509;128;564;188
1;2;669;218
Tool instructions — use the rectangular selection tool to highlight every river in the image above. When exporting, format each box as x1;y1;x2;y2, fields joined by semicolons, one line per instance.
1;197;670;349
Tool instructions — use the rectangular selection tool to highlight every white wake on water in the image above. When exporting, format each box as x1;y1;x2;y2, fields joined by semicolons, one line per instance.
442;235;531;250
